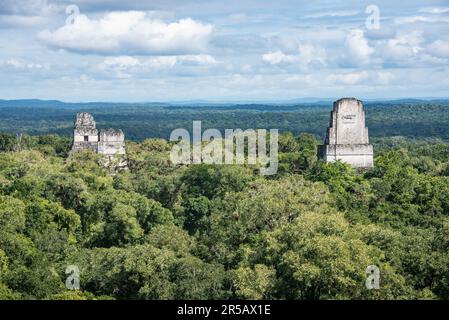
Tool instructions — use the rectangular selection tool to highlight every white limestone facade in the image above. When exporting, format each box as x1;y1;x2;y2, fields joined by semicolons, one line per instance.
72;112;127;168
318;98;374;169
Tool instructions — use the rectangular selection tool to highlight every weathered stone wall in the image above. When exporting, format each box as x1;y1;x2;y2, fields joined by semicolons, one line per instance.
71;113;127;168
72;112;99;152
319;98;374;169
325;98;369;145
97;128;126;156
318;144;374;168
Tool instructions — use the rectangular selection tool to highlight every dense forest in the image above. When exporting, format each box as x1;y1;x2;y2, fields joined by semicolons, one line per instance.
1;100;449;140
1;125;449;299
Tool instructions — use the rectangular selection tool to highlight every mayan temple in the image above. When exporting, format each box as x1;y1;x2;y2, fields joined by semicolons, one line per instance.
318;98;374;169
72;112;127;168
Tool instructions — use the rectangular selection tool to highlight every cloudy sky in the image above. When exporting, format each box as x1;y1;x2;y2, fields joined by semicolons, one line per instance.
0;0;449;102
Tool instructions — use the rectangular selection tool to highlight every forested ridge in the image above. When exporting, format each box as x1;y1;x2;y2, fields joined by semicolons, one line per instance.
1;101;449;140
0;130;449;300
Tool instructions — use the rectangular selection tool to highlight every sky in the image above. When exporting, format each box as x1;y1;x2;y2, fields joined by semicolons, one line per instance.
0;0;449;102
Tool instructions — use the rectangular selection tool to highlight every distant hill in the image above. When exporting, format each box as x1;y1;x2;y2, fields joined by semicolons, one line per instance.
1;98;449;141
0;99;168;109
1;98;449;109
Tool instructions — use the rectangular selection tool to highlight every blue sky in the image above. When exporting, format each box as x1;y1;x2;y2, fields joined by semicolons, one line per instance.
0;0;449;102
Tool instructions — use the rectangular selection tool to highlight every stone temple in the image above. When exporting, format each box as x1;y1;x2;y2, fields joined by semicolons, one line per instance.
318;98;374;169
72;112;127;167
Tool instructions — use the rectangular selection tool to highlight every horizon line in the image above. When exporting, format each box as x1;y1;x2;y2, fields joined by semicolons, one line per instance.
1;96;449;105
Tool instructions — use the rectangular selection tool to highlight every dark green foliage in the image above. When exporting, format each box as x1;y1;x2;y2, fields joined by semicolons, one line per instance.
1;101;449;140
1;127;449;300
0;133;16;152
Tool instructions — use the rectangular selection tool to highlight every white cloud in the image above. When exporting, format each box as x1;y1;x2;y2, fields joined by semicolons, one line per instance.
428;40;449;58
99;56;174;79
1;1;449;100
79;74;92;83
376;71;395;85
262;50;296;65
0;14;48;28
102;56;141;70
344;29;373;65
1;59;43;70
327;71;369;85
304;10;359;19
383;31;423;62
38;11;214;55
144;56;178;69
98;54;219;78
297;44;326;67
284;74;318;86
327;71;395;86
0;0;59;28
394;15;449;24
226;13;250;24
419;54;448;66
377;32;449;67
241;64;252;73
177;54;219;66
0;0;51;15
262;44;326;68
419;7;449;14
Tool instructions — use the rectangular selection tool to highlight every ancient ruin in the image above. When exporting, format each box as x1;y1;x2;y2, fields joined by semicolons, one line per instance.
72;112;127;168
318;98;374;169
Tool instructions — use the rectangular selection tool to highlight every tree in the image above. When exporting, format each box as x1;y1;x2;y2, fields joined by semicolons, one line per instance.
71;244;226;299
233;264;276;299
181;164;254;200
278;132;299;153
25;198;80;236
0;196;25;232
198;175;333;266
257;212;414;299
92;203;144;247
182;196;210;234
0;133;16;152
